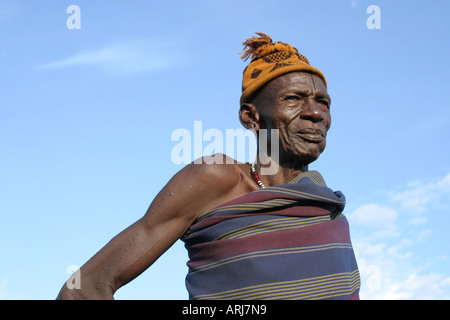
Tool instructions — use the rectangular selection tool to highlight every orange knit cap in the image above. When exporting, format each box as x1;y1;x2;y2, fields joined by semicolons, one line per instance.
240;32;327;105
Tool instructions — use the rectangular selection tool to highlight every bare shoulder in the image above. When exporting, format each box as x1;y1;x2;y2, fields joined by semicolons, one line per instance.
145;154;255;229
189;153;242;185
178;153;250;201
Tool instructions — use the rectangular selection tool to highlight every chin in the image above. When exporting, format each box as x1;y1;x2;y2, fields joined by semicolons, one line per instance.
298;145;325;164
279;142;326;166
300;154;320;166
279;151;321;166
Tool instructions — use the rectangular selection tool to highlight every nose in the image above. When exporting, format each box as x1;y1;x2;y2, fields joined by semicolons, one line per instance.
300;99;324;123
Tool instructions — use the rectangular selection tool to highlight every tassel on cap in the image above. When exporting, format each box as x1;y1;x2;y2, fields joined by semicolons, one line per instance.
240;32;273;61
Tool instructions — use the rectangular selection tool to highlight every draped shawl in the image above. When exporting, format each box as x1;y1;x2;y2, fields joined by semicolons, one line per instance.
181;171;360;300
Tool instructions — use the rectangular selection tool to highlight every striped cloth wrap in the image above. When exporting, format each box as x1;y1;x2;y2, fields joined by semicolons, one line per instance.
181;171;360;300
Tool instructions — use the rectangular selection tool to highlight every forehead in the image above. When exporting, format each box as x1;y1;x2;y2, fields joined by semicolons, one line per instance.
266;72;328;95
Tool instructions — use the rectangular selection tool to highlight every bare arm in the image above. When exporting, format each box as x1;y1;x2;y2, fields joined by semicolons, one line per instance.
56;158;243;299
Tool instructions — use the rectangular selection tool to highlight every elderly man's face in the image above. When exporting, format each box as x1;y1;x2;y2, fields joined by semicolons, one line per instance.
255;72;331;165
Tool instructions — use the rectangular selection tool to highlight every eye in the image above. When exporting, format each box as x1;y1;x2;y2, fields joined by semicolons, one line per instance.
284;95;301;101
318;100;330;109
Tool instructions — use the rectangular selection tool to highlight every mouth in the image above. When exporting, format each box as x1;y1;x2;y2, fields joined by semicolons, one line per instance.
297;128;326;143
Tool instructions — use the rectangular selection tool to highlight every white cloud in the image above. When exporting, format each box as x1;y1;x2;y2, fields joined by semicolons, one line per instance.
371;273;450;300
389;173;450;214
416;229;433;242
408;216;427;225
348;173;450;299
354;235;450;299
349;203;398;229
37;38;179;76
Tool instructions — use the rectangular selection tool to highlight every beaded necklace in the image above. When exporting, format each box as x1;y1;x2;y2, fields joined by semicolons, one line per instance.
250;163;266;188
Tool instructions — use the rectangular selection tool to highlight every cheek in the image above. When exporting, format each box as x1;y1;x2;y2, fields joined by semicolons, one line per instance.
324;113;331;131
278;126;290;143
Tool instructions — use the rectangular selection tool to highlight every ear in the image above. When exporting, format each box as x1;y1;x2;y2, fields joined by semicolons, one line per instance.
239;103;260;131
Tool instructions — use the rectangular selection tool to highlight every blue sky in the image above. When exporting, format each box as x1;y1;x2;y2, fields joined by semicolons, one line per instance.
0;0;449;300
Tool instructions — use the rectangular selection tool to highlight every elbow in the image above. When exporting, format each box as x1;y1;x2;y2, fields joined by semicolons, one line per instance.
56;278;115;300
56;285;86;300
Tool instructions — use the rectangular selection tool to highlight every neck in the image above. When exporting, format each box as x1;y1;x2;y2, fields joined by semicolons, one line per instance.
254;154;308;187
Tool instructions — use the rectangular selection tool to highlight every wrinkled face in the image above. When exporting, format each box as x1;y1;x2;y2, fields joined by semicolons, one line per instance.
253;72;331;165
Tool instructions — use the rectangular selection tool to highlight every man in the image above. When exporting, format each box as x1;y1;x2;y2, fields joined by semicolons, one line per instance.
57;33;360;300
